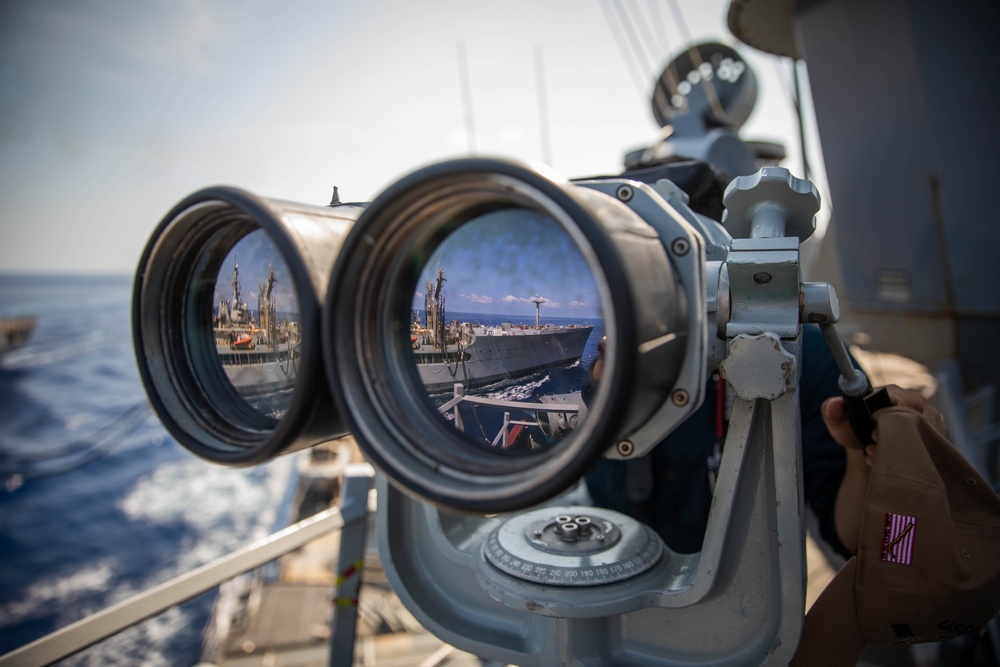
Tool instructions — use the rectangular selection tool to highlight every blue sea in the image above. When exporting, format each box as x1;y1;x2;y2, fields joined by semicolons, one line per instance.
0;279;604;664
0;274;297;666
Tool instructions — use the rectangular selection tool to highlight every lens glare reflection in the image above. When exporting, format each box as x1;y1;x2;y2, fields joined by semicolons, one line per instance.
410;208;602;455
212;229;300;418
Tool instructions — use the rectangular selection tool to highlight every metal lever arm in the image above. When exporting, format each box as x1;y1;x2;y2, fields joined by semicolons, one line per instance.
817;323;890;445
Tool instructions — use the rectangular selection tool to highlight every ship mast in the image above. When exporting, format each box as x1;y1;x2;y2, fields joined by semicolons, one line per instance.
531;295;547;328
265;266;277;347
231;263;242;321
255;266;278;347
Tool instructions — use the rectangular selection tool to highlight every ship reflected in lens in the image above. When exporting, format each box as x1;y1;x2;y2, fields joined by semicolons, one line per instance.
211;229;300;418
409;208;602;455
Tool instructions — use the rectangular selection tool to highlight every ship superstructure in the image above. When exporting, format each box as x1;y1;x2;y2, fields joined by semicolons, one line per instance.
213;264;299;397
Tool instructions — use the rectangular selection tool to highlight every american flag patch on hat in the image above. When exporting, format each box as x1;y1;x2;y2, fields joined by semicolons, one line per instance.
881;513;916;565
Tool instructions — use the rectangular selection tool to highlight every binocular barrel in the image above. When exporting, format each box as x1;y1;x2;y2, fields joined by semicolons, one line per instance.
133;186;364;466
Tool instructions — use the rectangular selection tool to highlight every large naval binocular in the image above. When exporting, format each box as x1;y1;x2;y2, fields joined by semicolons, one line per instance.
134;158;846;664
132;35;858;662
133;158;834;513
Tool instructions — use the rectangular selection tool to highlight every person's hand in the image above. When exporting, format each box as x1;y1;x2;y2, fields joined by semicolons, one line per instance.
822;384;947;463
830;384;947;552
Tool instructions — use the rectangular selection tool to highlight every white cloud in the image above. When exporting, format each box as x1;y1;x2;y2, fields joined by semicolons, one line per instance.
502;295;561;307
462;293;494;304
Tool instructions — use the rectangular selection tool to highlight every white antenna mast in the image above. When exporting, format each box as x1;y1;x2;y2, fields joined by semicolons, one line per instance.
531;295;547;328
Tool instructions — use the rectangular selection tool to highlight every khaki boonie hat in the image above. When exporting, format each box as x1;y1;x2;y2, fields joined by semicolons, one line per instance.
793;406;1000;665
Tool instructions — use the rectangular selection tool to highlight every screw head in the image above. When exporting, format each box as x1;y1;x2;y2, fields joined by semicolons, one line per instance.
753;272;772;284
672;389;690;406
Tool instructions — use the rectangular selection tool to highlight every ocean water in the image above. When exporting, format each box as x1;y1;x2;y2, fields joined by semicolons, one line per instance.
0;274;296;665
0;280;604;664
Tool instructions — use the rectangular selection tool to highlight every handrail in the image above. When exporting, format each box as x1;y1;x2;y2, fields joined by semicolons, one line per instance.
0;466;374;667
440;382;581;449
438;382;580;415
460;394;580;412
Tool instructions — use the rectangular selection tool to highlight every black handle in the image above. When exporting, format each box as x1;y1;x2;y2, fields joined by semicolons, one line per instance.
842;387;893;445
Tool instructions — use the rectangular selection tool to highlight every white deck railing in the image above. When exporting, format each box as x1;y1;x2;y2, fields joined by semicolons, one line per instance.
0;465;375;667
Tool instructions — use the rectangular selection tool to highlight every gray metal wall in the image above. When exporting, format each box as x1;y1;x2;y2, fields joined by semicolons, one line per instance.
796;0;999;407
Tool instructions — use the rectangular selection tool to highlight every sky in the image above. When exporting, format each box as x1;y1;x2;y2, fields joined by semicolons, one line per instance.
414;208;602;319
0;0;827;275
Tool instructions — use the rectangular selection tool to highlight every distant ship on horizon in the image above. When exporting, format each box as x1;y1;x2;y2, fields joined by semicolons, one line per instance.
0;316;35;364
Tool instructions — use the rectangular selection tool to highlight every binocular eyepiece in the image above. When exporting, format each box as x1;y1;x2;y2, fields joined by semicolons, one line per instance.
133;158;703;513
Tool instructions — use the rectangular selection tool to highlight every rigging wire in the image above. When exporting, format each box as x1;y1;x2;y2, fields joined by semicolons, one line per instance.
646;0;674;58
616;0;661;74
621;0;682;112
456;40;477;156
1;401;152;484
664;0;727;122
0;401;150;464
773;56;798;108
606;0;682;122
772;56;812;182
608;0;657;85
646;0;684;106
598;0;650;102
664;0;694;46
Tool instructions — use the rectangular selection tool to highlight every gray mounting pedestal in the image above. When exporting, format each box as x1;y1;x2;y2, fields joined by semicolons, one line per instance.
376;381;807;665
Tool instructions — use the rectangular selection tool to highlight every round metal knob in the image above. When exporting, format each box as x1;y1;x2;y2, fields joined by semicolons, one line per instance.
722;167;820;240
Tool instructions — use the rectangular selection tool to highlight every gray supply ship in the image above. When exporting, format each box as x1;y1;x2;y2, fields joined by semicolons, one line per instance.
411;268;593;393
213;264;299;399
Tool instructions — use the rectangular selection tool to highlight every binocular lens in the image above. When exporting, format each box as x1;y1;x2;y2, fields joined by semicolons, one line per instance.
325;158;664;513
410;206;602;455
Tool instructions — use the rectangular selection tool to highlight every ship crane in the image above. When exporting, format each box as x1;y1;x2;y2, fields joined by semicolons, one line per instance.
231;263;242;317
531;295;547;328
424;268;448;351
258;266;277;348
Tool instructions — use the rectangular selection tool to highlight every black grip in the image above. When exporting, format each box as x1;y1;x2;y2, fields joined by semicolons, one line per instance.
843;387;892;445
